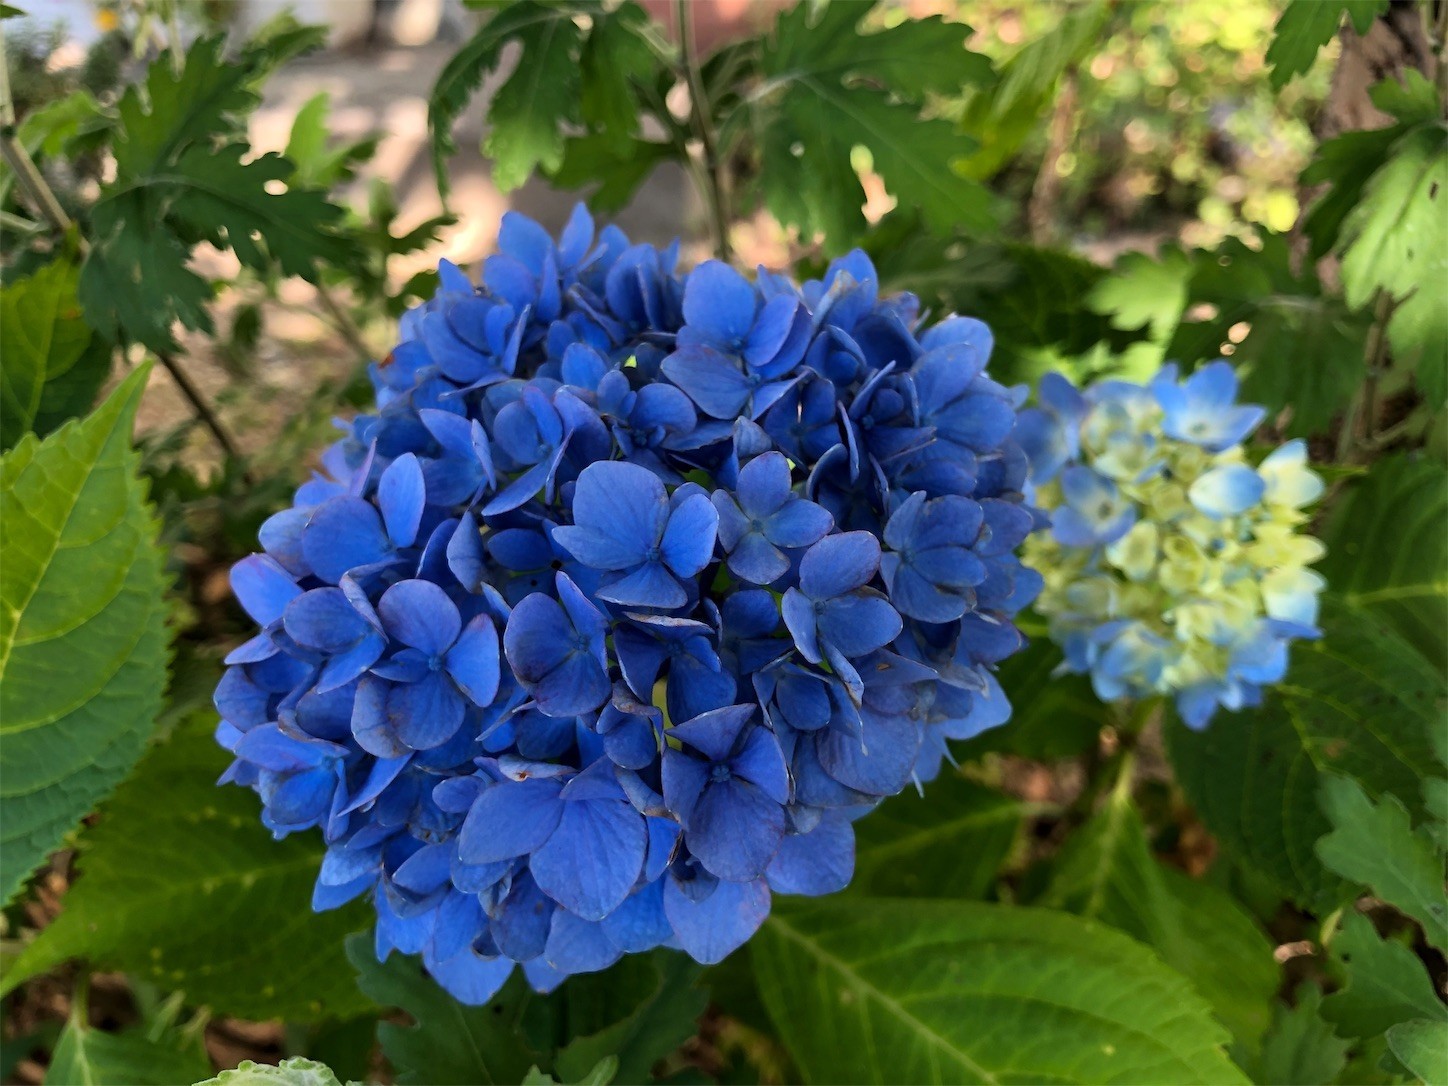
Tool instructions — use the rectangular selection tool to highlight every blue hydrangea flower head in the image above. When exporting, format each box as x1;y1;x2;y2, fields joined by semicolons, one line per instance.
1017;362;1326;730
215;205;1039;1004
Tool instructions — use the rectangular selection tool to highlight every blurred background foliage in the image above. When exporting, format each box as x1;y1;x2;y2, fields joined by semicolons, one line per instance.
1;0;1444;1083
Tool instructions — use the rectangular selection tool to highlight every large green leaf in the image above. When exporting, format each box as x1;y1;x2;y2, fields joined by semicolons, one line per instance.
1316;774;1447;950
752;899;1248;1084
0;366;168;906
752;2;995;247
1338;122;1448;404
1;718;372;1020
1040;782;1278;1047
1321;912;1447;1040
0;259;111;450
1265;1;1389;88
1319;455;1448;670
1166;597;1442;907
850;773;1020;899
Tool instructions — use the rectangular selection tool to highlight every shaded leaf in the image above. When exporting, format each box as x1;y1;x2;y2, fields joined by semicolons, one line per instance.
0;367;167;905
550;136;676;214
429;2;587;194
850;772;1020;899
753;3;995;247
1041;782;1278;1048
0;259;111;449
285;93;380;189
1266;1;1389;88
1338;123;1448;403
1166;597;1440;908
1321;912;1447;1039
2;718;373;1021
1386;1019;1448;1085
45;1017;210;1086
753;898;1248;1084
1233;986;1350;1086
1319;455;1448;671
1317;774;1447;950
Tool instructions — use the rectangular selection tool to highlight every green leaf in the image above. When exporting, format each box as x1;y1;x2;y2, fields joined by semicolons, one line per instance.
0;259;111;449
1339;123;1448;403
349;934;552;1085
1040;782;1278;1048
520;1057;618;1085
1234;986;1350;1086
1;718;373;1020
1302;124;1410;260
0;366;167;906
1166;234;1369;437
1322;912;1447;1039
285;93;380;190
1088;248;1192;343
1266;1;1389;88
80;39;355;351
849;772;1020;899
752;899;1248;1084
196;1057;354;1086
429;2;586;195
552;953;706;1084
350;936;703;1086
1166;596;1441;908
957;0;1113;180
550;135;676;213
753;3;996;247
577;2;657;148
1386;1019;1448;1085
45;1018;211;1086
1317;774;1447;949
1319;455;1448;671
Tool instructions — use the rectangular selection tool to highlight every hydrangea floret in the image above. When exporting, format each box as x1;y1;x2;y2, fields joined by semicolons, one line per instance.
1016;361;1326;729
215;206;1040;1003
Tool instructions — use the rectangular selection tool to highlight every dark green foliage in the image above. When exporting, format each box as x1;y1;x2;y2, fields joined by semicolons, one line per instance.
1266;1;1389;88
78;35;355;352
0;258;111;448
350;938;704;1085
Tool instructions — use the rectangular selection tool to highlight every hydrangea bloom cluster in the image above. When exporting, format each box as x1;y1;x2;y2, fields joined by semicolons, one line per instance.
1016;361;1325;729
215;206;1039;1002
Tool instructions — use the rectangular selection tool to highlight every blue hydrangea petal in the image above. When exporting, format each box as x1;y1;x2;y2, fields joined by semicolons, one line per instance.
231;555;302;627
303;497;394;584
765;817;854;896
389;671;467;750
799;531;880;600
542;909;623;976
378;453;426;548
662;346;752;420
683;260;757;346
379;579;461;657
1189;464;1266;518
531;794;647;919
458;777;566;864
816;594;902;659
686;777;785;881
660;491;719;577
670;704;757;763
446;615;501;707
600;880;672;953
663;873;770;965
818;708;920;796
491;870;554;962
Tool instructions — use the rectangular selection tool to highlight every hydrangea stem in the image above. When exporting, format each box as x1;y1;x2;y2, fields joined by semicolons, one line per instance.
675;0;734;262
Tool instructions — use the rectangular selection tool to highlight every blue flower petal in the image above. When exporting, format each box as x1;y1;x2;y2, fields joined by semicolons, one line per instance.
663;873;770;965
